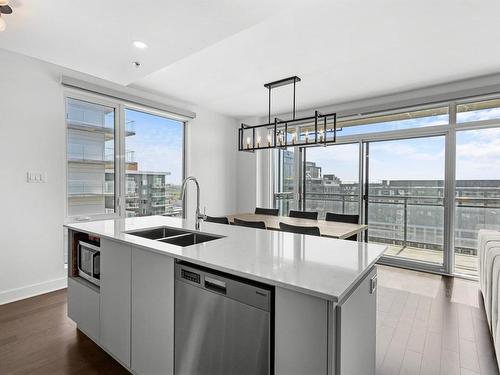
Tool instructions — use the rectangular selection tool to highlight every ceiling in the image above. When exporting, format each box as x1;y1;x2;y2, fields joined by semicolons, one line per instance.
2;0;500;118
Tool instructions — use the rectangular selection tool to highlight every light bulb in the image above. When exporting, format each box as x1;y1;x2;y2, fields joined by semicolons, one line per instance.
0;0;9;6
133;41;148;49
0;17;6;32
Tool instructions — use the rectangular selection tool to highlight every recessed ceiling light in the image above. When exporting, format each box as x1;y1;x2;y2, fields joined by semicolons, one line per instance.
133;41;148;49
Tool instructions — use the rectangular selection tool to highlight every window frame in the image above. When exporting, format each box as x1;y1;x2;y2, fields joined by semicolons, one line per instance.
64;89;187;221
270;93;500;280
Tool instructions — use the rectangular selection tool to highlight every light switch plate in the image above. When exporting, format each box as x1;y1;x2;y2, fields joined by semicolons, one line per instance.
27;172;47;183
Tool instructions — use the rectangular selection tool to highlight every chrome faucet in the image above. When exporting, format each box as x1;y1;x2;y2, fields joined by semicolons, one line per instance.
180;176;206;230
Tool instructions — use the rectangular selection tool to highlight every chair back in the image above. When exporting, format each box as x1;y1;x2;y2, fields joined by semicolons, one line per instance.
254;207;279;216
233;218;266;229
205;215;229;225
289;210;318;220
279;222;321;236
325;212;359;224
325;213;360;241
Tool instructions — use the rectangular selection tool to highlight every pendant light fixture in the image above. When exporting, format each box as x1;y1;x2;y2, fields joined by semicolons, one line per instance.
238;76;337;152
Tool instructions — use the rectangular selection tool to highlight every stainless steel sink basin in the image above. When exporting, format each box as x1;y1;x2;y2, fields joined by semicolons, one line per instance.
125;226;224;247
158;233;223;247
126;227;189;240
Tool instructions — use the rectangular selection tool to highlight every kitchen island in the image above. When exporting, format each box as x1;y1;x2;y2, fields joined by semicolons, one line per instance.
65;215;386;375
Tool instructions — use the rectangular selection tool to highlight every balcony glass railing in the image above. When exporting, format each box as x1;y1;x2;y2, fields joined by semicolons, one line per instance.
275;192;500;276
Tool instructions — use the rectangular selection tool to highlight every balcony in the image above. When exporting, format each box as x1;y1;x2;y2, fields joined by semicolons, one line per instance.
67;118;135;138
68;181;112;197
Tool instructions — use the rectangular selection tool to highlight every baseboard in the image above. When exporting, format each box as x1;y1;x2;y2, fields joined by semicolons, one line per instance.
0;277;68;305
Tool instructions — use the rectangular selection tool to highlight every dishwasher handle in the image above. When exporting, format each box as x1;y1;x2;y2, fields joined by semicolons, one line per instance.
205;276;227;294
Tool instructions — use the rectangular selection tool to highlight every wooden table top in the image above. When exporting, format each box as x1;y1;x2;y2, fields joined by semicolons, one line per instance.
226;213;368;239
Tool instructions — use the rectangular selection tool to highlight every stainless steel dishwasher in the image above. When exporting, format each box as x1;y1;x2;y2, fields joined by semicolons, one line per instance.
174;262;273;375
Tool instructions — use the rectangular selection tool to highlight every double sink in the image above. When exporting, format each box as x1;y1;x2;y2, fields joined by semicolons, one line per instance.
125;226;224;247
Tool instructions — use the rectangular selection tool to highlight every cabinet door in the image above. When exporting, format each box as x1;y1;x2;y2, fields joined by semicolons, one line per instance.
337;266;377;375
100;239;131;367
67;278;100;342
275;287;329;375
131;247;174;375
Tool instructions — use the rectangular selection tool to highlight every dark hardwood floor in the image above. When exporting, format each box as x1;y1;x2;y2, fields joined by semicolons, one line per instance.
0;289;128;375
0;266;498;375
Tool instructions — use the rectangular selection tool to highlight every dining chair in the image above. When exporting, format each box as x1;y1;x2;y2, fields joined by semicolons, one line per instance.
289;210;318;220
254;207;279;216
204;215;230;225
233;218;267;229
325;212;360;241
279;222;321;236
325;212;359;224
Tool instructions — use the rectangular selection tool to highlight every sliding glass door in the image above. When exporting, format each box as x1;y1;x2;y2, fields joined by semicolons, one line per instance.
454;128;500;276
303;143;361;219
366;136;446;269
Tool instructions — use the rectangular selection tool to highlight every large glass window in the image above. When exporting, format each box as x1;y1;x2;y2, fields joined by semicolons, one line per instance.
124;109;184;218
337;107;449;136
457;98;500;123
454;128;500;276
367;136;446;267
66;97;184;219
304;143;360;218
66;98;116;217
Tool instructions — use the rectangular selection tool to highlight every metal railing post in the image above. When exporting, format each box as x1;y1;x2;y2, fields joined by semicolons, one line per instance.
403;197;408;248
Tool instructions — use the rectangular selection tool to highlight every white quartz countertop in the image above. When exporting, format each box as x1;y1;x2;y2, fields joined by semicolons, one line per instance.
65;216;386;302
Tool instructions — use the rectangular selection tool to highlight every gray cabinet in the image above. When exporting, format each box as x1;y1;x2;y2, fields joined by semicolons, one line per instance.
100;239;132;368
131;247;175;375
274;266;377;375
275;287;329;375
337;266;377;375
67;278;100;342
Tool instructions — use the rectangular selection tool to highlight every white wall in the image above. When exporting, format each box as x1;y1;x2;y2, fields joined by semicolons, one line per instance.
0;48;240;304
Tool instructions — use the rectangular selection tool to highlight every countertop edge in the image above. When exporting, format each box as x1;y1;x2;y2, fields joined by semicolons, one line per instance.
65;223;385;302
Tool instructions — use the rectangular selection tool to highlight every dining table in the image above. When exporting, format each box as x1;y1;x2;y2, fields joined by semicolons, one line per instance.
226;212;368;240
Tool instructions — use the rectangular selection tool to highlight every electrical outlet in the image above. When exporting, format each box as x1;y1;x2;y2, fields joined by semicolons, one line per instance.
27;172;47;183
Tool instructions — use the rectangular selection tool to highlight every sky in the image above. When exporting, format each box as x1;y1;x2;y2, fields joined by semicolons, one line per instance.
124;109;183;184
307;107;500;183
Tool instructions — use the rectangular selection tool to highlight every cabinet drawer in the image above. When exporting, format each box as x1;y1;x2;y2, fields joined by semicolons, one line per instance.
68;278;100;342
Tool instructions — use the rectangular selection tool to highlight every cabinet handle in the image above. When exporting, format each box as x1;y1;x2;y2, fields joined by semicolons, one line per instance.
370;275;378;294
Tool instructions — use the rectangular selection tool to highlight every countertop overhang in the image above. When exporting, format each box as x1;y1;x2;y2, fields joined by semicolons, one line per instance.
65;216;386;302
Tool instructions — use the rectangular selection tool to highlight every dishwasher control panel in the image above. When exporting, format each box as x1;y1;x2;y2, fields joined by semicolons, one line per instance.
181;269;201;284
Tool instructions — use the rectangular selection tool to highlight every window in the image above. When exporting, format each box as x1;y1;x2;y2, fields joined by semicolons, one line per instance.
337;106;449;136
272;97;500;278
304;143;360;218
124;109;184;218
66;98;117;217
66;96;185;219
457;98;500;123
454;128;500;276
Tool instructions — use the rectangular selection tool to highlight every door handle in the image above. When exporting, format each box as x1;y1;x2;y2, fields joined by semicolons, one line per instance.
205;276;227;294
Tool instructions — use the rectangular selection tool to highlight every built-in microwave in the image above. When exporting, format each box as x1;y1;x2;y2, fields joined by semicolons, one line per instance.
78;241;100;286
